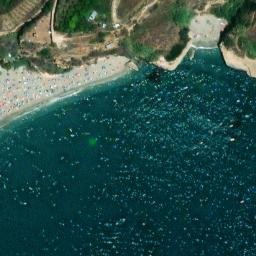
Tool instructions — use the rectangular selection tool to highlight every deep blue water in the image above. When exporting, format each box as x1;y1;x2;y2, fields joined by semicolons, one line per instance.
0;49;255;256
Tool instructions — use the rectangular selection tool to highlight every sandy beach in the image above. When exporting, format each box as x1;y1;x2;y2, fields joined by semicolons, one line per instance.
0;55;132;127
189;14;227;48
154;14;227;71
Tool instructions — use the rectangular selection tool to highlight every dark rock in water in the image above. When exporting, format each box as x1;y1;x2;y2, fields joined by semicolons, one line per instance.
0;49;255;256
230;118;242;129
146;68;163;83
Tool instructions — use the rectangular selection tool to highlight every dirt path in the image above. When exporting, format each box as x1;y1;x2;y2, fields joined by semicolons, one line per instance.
250;10;255;25
133;0;158;24
50;0;57;36
203;0;225;12
111;0;121;24
125;0;159;33
51;0;67;48
110;0;160;33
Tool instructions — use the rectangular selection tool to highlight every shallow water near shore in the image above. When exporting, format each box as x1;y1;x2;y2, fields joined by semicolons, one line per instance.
0;49;255;256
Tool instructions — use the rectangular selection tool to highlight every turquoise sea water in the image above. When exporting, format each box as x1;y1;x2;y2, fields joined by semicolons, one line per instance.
0;49;255;256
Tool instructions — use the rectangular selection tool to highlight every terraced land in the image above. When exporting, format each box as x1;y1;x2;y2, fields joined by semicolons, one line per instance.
0;0;20;14
0;0;48;33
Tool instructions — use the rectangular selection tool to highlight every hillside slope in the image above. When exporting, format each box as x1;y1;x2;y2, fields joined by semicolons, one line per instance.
0;0;48;35
212;0;256;76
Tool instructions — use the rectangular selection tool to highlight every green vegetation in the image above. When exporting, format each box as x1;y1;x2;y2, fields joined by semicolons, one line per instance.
0;0;19;13
122;37;159;62
165;29;189;61
0;58;30;70
55;0;112;33
90;31;109;44
42;0;53;15
238;37;256;58
0;33;18;57
218;0;256;59
96;31;108;43
169;1;194;28
37;48;52;59
223;36;235;48
166;44;184;61
211;0;245;21
0;34;31;70
0;33;30;70
31;55;70;74
34;47;69;74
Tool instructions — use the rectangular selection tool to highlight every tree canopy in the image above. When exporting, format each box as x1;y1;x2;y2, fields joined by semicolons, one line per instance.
169;2;194;28
0;0;19;13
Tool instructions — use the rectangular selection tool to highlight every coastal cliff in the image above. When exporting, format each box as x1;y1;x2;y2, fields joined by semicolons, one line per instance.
220;44;256;78
215;0;256;78
154;41;192;71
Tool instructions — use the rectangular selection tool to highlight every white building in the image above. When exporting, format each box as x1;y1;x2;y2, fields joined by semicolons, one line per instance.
113;23;120;29
88;11;98;21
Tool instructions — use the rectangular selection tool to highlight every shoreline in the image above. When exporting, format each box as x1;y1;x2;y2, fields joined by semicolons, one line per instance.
191;45;218;50
220;44;256;79
0;55;133;129
153;42;219;71
154;41;193;71
153;14;227;71
1;48;255;130
0;70;129;129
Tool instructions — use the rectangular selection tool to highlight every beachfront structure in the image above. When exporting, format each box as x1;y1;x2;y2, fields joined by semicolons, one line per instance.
88;11;98;22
